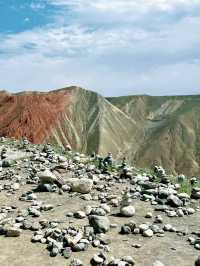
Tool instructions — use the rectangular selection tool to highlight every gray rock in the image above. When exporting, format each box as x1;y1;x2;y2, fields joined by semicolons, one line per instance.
120;206;135;217
195;256;200;266
69;178;93;194
91;207;106;216
38;169;58;183
38;169;64;186
6;227;21;237
122;256;135;265
163;224;172;231
145;212;153;218
192;188;200;199
70;258;83;266
167;195;182;207
143;229;154;237
63;247;72;259
2;159;14;167
50;247;59;257
91;254;104;265
89;215;110;233
74;211;86;219
120;225;132;235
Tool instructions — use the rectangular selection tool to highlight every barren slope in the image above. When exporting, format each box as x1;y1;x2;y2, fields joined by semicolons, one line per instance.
108;95;200;176
0;87;137;157
1;87;200;175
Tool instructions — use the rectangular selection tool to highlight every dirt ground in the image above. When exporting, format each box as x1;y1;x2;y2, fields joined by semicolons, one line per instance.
0;182;199;266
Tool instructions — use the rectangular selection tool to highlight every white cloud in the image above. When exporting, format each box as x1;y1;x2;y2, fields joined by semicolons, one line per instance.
50;0;200;13
0;52;200;96
0;24;152;57
0;0;200;95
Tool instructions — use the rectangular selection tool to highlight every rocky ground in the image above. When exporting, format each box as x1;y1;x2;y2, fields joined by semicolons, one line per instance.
0;137;200;266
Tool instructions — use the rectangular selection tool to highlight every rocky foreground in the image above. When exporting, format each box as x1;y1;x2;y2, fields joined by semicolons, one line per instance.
0;137;200;266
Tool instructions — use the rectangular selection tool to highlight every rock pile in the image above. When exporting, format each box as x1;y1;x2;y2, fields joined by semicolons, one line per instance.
0;137;199;265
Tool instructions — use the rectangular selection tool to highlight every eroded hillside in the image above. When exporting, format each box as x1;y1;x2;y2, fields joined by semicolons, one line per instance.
0;87;200;176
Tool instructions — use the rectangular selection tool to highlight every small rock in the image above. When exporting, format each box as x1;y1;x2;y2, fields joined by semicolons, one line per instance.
120;206;135;217
63;247;72;259
143;229;154;237
74;211;86;219
89;215;110;234
145;212;153;218
6;227;21;237
195;256;200;266
70;258;83;266
69;178;93;194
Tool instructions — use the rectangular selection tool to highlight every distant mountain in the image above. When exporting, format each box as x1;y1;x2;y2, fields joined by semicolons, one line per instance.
108;94;200;176
0;87;200;176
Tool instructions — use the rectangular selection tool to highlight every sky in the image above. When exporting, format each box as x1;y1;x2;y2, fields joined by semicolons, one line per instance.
0;0;200;96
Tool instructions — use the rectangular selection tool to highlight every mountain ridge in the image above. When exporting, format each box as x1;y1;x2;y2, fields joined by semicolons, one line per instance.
0;86;200;176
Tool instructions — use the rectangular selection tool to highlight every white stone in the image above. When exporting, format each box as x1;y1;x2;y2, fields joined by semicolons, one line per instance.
120;206;135;217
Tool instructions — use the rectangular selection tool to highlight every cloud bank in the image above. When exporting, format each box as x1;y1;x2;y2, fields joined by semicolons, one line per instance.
0;0;200;96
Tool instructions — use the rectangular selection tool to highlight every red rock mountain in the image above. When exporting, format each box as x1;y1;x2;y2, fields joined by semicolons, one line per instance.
1;86;200;176
0;87;137;157
0;89;72;144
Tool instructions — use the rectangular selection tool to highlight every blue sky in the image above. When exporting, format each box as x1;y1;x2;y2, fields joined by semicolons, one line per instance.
0;0;200;96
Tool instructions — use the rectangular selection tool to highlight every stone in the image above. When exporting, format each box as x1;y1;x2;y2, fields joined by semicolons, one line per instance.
72;242;88;252
70;258;83;266
67;231;83;246
42;204;54;211
11;183;20;190
120;225;132;235
139;224;149;232
132;243;142;248
93;239;100;247
89;215;110;234
145;212;153;218
122;256;135;265
91;254;104;265
167;195;182;207
31;234;43;243
176;209;184;217
163;224;172;231
195;256;200;266
91;207;106;216
38;169;57;183
2;159;14;167
192;188;200;199
6;227;21;237
27;193;37;201
62;184;71;192
63;247;72;259
143;229;154;237
22;220;32;230
154;215;163;223
74;211;86;219
0;226;6;235
28;207;41;217
50;247;59;257
187;208;195;215
69;178;93;194
120;206;135;217
100;204;111;214
38;169;64;186
178;193;190;199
